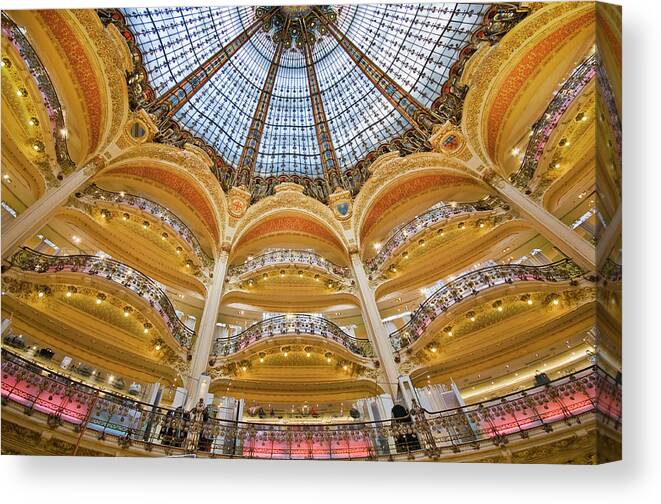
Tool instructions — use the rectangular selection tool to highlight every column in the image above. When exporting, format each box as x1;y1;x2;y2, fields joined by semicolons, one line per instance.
484;170;596;271
597;204;621;268
1;157;105;260
185;250;229;406
350;252;400;399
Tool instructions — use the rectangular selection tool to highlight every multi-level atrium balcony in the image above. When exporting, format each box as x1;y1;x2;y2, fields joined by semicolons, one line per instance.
228;249;349;280
212;314;372;359
389;260;584;351
74;184;213;270
367;197;507;273
5;247;194;349
1;349;621;460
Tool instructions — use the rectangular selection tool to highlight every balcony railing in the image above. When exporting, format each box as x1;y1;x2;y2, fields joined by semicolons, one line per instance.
1;349;621;460
596;55;622;166
229;250;349;279
389;260;584;351
8;248;194;349
212;314;372;359
511;54;596;191
75;184;213;269
366;198;504;272
1;13;75;174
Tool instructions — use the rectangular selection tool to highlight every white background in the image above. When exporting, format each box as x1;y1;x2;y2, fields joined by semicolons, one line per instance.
1;1;658;502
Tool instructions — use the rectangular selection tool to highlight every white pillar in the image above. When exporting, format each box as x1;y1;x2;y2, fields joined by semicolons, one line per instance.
484;170;596;271
186;251;228;405
1;318;12;336
597;204;621;268
2;157;105;260
350;252;400;398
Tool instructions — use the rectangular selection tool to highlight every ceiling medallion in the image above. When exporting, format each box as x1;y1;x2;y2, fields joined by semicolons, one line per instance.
256;5;337;50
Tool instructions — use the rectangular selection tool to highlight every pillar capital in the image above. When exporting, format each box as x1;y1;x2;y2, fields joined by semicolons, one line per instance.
82;154;108;176
480;166;506;188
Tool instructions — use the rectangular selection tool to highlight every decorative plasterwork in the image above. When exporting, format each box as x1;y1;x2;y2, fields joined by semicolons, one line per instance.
68;9;131;153
102;141;228;245
232;184;348;254
1;278;187;378
430;121;472;161
34;10;101;150
233;215;345;256
462;3;595;168
328;189;352;222
0;50;57;190
352;151;484;243
227;186;252;220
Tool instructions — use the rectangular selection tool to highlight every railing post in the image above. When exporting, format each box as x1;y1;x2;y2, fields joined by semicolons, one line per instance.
73;391;99;456
410;399;438;458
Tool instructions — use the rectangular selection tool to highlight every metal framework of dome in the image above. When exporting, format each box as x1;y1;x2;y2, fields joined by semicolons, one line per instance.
99;4;527;203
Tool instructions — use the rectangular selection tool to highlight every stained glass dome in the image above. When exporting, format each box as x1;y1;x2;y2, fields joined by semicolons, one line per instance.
118;3;491;191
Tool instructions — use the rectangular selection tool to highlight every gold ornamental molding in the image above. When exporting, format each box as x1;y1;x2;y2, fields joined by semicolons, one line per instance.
461;2;596;169
231;184;349;256
100;141;228;246
352;151;487;247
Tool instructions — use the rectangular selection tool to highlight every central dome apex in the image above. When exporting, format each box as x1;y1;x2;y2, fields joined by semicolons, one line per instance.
257;5;337;51
117;4;493;201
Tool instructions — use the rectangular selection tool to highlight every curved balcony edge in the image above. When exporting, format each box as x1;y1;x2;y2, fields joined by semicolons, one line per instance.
366;197;507;272
228;250;350;280
75;184;213;269
1;349;621;460
389;259;585;351
511;53;596;192
6;247;194;350
2;13;75;175
212;314;372;359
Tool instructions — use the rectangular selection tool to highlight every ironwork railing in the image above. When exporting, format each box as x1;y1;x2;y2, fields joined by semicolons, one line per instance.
366;198;505;272
212;314;372;358
228;249;349;279
511;54;596;191
75;184;213;268
2;13;75;174
596;54;622;167
389;260;584;351
8;248;194;349
1;349;621;459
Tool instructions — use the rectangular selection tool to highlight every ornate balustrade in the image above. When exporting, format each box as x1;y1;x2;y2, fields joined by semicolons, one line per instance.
511;54;596;191
596;54;622;166
74;184;213;269
1;349;621;459
366;198;505;272
389;260;584;351
8;248;194;349
229;250;349;279
212;314;372;358
2;13;75;175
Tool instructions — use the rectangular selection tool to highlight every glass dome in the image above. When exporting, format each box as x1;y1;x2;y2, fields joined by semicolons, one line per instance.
119;3;490;186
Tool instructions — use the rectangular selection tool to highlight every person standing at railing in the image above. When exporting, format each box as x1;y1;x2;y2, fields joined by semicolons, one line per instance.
185;398;207;452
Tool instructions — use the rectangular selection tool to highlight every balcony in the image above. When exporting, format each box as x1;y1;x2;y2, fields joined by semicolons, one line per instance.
366;197;506;273
74;184;213;269
389;260;584;351
212;314;372;359
511;54;596;192
1;349;621;460
2;13;75;175
228;249;349;280
7;247;194;349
